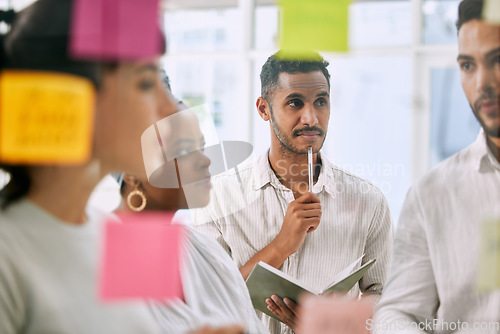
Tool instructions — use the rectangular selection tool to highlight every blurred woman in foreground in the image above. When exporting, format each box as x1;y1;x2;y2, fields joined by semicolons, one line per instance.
0;1;247;333
117;76;268;334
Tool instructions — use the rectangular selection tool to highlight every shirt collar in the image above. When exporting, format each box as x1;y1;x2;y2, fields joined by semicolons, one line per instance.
252;149;336;197
252;150;281;190
473;128;500;172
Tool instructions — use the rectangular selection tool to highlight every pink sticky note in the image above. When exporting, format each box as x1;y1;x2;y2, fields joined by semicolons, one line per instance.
297;296;373;334
71;0;161;60
99;212;184;301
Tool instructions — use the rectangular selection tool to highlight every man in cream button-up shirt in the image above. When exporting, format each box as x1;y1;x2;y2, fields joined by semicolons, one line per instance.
194;51;394;334
374;0;500;332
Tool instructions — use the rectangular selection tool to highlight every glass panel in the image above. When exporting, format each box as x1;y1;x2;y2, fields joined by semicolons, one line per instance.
349;1;411;48
87;176;121;213
162;59;244;142
252;55;412;221
422;0;460;45
328;55;411;221
0;0;35;10
252;56;272;157
429;68;480;167
164;8;241;53
254;5;279;50
0;0;38;33
0;170;9;190
254;2;412;50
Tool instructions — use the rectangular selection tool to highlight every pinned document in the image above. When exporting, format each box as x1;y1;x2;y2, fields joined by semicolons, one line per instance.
279;0;350;59
0;70;94;164
482;0;500;24
99;212;184;301
70;0;161;60
477;219;500;291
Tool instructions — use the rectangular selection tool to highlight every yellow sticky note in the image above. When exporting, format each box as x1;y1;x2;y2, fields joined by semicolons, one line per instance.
0;70;95;164
477;219;500;291
483;0;500;25
279;0;350;59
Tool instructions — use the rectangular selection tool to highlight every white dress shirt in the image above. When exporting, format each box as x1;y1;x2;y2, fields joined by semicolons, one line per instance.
374;129;500;334
193;151;394;334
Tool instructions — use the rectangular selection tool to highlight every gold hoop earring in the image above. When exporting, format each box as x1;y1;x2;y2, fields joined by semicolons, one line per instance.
127;186;147;212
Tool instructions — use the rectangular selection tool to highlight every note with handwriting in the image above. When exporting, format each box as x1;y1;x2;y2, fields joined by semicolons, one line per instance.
70;0;161;60
279;0;350;58
0;70;94;164
99;212;184;301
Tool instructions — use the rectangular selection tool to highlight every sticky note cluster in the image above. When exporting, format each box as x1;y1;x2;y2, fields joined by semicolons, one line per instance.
279;0;350;58
99;212;184;301
0;70;94;164
71;0;161;60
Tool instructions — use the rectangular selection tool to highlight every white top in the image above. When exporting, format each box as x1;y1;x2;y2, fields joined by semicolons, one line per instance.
0;199;160;334
193;151;394;334
149;227;269;334
373;130;500;334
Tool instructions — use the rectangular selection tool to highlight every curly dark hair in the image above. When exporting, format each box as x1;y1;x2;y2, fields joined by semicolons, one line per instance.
260;50;330;101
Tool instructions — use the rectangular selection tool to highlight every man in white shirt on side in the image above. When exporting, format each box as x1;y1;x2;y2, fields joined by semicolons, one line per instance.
373;0;500;333
193;50;394;334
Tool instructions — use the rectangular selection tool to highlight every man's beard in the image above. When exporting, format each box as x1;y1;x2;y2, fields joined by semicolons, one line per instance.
269;105;326;155
471;91;500;138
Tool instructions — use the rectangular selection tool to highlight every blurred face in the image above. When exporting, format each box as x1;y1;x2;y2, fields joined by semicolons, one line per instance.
93;60;178;176
264;71;330;155
139;109;212;211
458;20;500;139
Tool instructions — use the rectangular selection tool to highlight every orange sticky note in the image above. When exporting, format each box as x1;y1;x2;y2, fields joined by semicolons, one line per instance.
99;212;184;301
279;0;350;58
0;70;95;164
297;296;373;334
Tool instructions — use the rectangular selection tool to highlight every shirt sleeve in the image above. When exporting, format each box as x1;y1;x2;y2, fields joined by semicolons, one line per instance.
372;185;439;334
0;239;26;334
359;189;394;297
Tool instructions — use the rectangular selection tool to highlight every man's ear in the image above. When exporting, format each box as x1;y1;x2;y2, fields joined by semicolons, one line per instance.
256;97;271;121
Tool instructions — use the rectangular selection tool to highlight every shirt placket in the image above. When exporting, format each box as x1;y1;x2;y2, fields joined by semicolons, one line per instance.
278;189;298;334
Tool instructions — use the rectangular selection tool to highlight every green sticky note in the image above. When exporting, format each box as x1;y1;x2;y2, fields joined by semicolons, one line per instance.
279;0;349;59
483;0;500;24
477;219;500;292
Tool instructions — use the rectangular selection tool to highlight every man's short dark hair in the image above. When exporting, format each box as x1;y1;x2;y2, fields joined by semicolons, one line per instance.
456;0;484;31
260;50;330;101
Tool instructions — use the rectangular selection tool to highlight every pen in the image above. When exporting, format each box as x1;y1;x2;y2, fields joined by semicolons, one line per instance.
308;146;313;193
